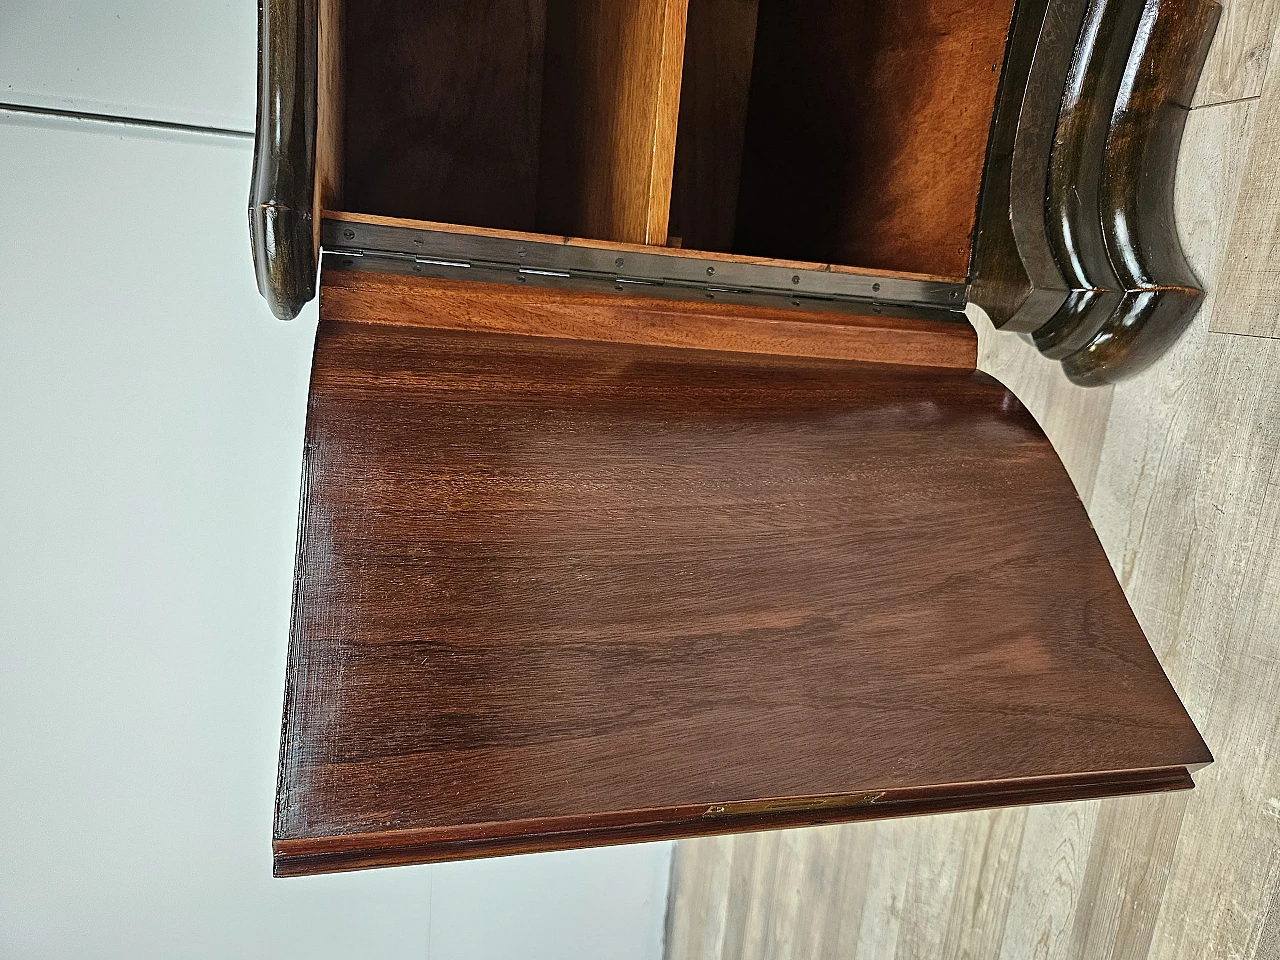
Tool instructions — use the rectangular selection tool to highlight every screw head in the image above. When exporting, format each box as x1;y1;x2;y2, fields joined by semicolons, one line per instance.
615;257;624;267
706;266;715;276
792;275;800;285
342;228;355;240
872;282;881;293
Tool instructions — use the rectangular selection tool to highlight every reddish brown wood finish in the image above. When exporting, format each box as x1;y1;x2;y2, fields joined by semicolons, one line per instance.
731;0;1016;277
277;767;1193;876
319;269;978;369
276;320;1210;876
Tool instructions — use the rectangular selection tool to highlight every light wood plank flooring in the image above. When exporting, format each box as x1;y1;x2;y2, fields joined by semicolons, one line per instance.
664;5;1280;958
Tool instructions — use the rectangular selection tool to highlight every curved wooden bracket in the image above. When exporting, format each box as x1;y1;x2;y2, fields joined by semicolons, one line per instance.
971;0;1219;384
249;0;319;321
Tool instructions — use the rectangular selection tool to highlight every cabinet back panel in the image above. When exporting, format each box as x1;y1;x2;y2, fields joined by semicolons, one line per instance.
732;0;1016;277
668;0;761;253
342;0;548;232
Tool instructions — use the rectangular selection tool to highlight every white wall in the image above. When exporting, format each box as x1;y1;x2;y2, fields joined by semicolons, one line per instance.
0;8;673;955
0;1;256;131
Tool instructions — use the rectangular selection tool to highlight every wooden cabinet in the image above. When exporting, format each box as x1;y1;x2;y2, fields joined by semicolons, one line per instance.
252;0;1218;876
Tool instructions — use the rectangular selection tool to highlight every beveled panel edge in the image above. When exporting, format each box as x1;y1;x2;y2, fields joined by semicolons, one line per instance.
273;766;1196;876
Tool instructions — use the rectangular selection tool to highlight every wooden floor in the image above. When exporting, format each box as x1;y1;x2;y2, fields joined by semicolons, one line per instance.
664;3;1280;958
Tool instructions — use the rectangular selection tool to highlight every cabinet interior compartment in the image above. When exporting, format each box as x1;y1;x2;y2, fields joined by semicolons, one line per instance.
331;0;1013;277
339;0;687;247
668;0;1015;278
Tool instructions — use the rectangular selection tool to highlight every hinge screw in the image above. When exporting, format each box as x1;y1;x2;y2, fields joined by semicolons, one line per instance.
342;229;355;240
706;266;715;276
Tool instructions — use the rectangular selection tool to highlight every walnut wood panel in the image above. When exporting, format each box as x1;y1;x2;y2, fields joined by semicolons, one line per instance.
731;0;1015;278
536;0;689;244
276;322;1210;875
341;0;548;232
667;0;760;253
319;268;978;368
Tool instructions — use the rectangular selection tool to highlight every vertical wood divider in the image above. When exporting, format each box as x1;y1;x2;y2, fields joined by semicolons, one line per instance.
538;0;690;246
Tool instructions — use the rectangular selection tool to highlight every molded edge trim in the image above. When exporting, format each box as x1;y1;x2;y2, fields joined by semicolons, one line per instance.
273;766;1196;876
249;0;319;320
971;0;1219;384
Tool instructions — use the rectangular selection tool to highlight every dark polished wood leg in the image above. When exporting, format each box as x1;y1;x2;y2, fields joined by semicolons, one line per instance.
972;0;1220;384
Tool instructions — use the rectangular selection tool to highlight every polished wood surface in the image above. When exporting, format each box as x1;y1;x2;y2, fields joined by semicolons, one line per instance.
968;0;1084;332
275;320;1209;875
538;0;689;245
278;769;1194;876
1062;0;1219;383
666;72;1279;954
341;0;548;232
313;0;343;225
667;0;760;253
731;0;1015;278
249;0;318;320
970;0;1220;383
319;268;977;368
1035;0;1145;359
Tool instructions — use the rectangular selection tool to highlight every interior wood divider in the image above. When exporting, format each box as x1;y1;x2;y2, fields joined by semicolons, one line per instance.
537;0;691;245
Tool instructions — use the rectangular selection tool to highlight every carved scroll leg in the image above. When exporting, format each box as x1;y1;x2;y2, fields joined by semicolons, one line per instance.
1060;0;1219;385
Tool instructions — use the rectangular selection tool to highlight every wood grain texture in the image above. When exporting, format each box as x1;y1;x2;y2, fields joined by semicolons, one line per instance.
731;0;1015;278
1035;0;1148;360
319;268;978;369
342;0;548;231
1091;91;1280;960
665;78;1278;960
971;303;1115;503
536;0;689;244
667;0;760;253
1213;13;1280;337
276;321;1208;875
313;0;342;229
1193;0;1280;104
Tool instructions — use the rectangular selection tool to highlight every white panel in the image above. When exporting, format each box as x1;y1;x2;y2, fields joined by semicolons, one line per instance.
0;1;256;131
0;110;672;959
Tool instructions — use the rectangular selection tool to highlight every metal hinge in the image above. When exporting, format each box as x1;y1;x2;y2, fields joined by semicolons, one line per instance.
321;220;969;322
